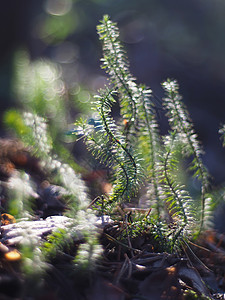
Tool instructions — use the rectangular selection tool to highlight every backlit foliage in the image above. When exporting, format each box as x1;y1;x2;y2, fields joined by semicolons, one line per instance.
72;15;214;251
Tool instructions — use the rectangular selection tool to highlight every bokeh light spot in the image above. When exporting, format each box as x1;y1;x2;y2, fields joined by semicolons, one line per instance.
44;0;72;16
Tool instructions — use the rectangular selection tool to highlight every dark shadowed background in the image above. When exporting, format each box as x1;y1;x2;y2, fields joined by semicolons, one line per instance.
1;0;225;185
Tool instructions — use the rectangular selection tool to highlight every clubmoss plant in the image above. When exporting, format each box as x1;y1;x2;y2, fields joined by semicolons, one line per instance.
219;124;225;147
72;15;214;252
4;65;102;282
162;80;211;233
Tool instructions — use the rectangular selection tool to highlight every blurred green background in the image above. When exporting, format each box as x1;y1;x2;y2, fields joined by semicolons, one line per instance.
1;0;225;184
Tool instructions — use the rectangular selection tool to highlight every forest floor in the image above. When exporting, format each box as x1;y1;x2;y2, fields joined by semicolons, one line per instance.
0;138;225;300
